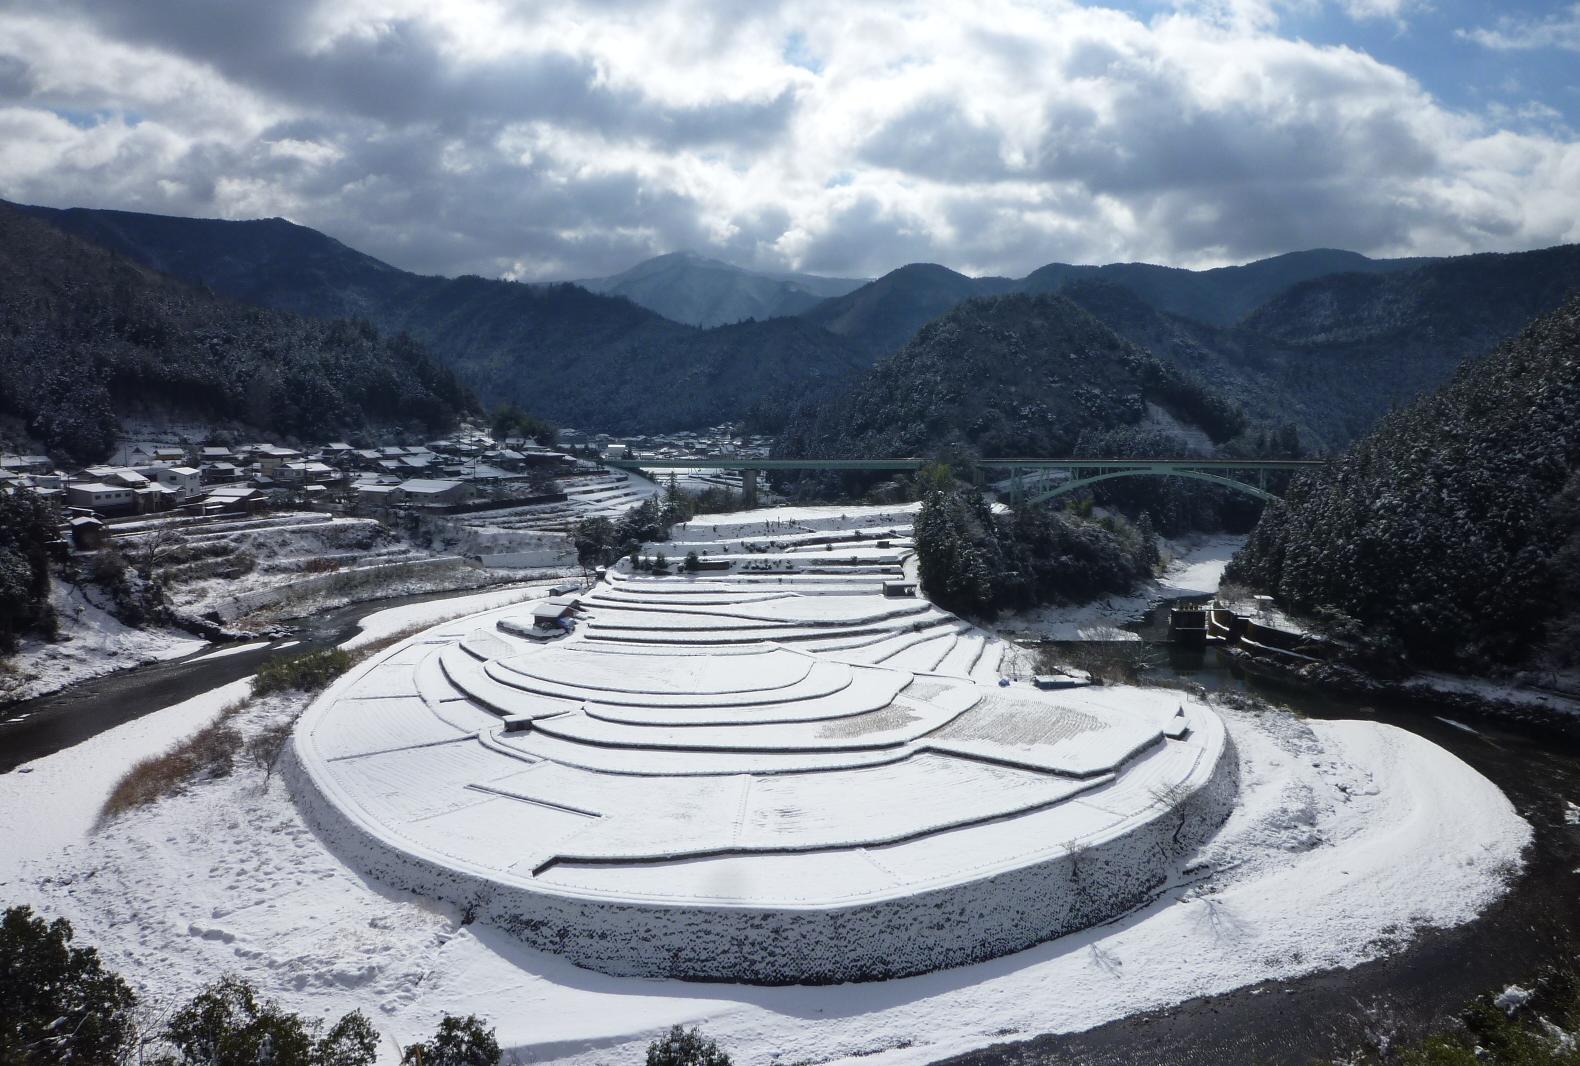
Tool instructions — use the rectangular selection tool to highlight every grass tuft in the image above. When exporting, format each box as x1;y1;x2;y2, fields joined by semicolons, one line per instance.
96;698;250;827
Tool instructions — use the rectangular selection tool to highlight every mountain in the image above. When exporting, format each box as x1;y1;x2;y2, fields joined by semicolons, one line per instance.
575;251;867;328
799;263;1017;359
1019;249;1425;326
20;204;868;434
776;291;1242;461
1033;246;1580;451
801;250;1422;360
1227;293;1580;671
0;203;474;462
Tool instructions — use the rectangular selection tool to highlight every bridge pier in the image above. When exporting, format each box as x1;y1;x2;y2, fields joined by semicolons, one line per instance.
741;468;759;509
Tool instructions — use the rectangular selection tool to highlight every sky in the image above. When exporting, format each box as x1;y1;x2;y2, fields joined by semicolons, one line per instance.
0;0;1576;281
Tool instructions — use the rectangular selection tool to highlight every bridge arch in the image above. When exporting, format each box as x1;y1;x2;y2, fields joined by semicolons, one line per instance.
1022;465;1280;506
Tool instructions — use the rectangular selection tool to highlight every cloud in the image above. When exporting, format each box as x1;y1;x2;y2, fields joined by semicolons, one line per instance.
1457;5;1580;53
0;0;1576;280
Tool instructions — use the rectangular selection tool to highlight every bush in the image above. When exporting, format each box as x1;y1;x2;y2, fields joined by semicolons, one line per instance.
252;648;355;697
401;1014;500;1066
0;906;136;1066
150;976;377;1066
645;1025;731;1066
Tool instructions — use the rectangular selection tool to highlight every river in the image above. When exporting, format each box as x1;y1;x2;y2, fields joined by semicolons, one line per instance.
948;601;1580;1065
0;585;523;775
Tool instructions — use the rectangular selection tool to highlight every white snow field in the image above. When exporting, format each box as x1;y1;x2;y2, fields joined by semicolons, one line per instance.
288;512;1238;981
0;504;1532;1064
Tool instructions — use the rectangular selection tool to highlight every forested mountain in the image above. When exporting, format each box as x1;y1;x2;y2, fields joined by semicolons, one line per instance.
1019;248;1423;327
0;204;474;462
777;292;1243;460
20;203;867;433
799;246;1580;451
1227;294;1580;671
576;251;866;327
799;263;1018;360
800;249;1420;360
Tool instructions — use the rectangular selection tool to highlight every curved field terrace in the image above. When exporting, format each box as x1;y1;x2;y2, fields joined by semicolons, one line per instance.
286;508;1236;983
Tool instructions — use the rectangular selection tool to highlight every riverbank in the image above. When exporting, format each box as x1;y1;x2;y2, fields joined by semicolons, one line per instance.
1220;645;1580;738
994;533;1243;642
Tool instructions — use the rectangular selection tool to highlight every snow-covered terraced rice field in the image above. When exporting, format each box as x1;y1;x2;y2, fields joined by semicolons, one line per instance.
286;506;1239;983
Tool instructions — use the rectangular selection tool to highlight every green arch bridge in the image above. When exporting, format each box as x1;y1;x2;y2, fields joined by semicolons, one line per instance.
602;457;1324;507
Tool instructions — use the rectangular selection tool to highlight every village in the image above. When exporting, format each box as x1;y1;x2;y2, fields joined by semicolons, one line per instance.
0;423;772;555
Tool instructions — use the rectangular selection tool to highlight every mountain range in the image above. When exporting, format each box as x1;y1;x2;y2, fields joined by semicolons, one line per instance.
16;200;1580;454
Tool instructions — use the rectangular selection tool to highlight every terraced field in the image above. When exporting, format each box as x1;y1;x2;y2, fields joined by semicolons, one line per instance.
286;506;1235;983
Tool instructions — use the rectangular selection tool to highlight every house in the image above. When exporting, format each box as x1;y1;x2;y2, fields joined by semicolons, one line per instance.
602;443;630;460
200;446;235;461
202;484;266;514
354;483;400;506
69;515;108;551
1;454;53;475
137;465;203;499
250;445;301;474
65;482;139;516
201;461;243;484
531;601;577;631
396;478;470;506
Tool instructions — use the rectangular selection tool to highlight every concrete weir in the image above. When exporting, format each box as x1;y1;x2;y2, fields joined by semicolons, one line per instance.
286;517;1236;983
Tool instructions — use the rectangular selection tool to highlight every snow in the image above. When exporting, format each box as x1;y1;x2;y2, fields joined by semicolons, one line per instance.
997;534;1244;641
0;676;253;875
0;687;1528;1066
341;584;562;652
0;579;208;705
0;504;1534;1064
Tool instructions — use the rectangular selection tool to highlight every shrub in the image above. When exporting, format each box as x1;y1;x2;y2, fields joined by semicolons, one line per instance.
150;976;377;1066
645;1025;731;1066
0;906;137;1066
252;648;355;697
401;1014;500;1066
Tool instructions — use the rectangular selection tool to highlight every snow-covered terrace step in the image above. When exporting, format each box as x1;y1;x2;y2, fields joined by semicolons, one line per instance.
489;727;910;777
818;621;967;663
522;687;979;754
581;596;933;629
881;632;961;672
483;655;876;711
933;632;987;677
575;668;911;727
971;641;1007;681
528;752;1108;874
437;645;581;720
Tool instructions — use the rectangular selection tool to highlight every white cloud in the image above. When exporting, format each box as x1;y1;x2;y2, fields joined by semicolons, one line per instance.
1458;4;1580;53
0;0;1576;279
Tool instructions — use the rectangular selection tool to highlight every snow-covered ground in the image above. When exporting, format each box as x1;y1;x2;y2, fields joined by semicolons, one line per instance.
0;683;1529;1065
996;533;1245;642
0;579;207;706
0;506;1534;1064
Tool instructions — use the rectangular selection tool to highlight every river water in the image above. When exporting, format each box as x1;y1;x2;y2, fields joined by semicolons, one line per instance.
949;601;1580;1065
